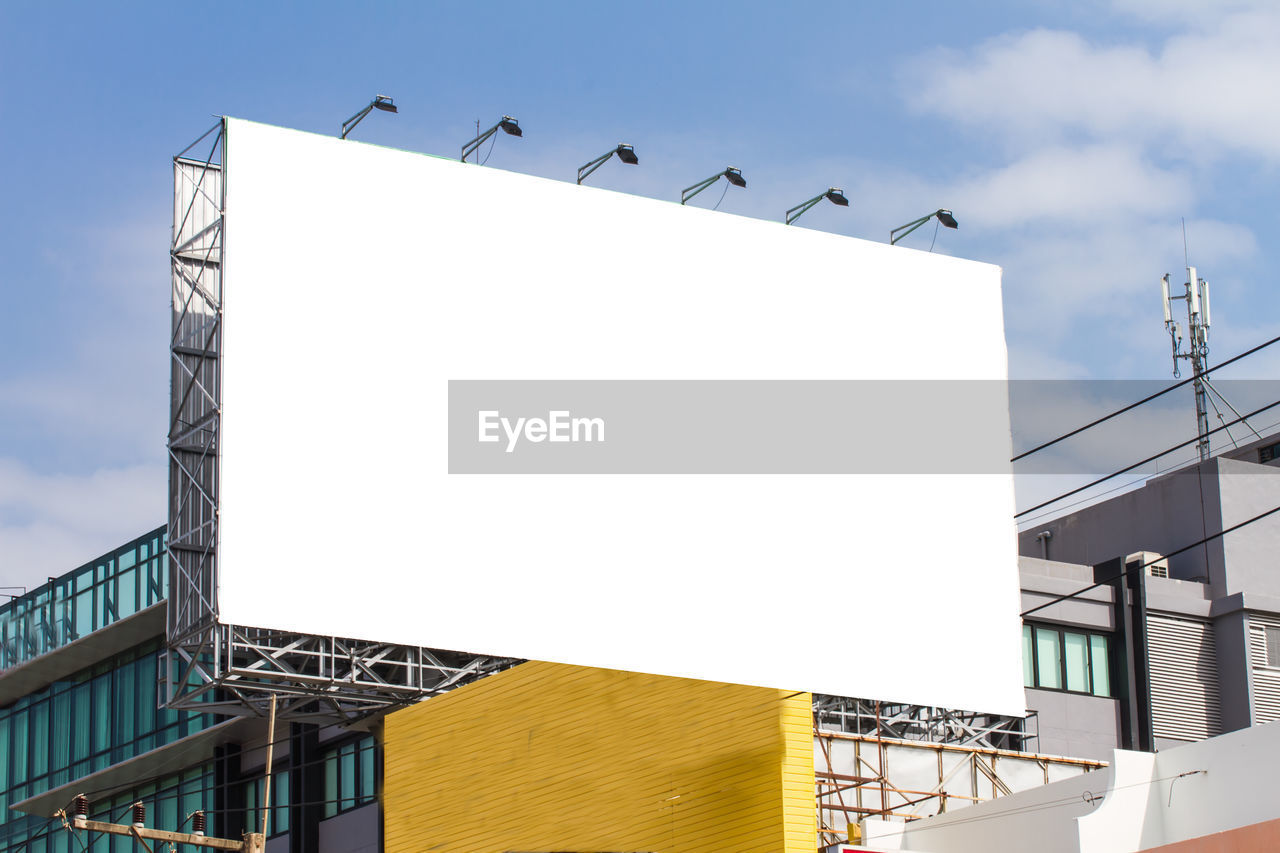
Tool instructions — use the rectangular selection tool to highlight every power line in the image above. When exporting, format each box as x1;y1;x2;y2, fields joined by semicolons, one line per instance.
1011;332;1280;463
895;769;1201;835
1014;396;1280;519
1021;502;1280;619
1016;416;1280;529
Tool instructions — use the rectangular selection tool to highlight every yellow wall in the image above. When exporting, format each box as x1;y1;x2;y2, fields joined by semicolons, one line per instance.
383;661;815;853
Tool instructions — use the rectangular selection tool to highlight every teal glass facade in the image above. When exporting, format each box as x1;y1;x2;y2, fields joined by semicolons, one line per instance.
4;765;215;853
0;528;219;851
0;636;217;850
0;527;167;670
322;735;377;819
0;525;383;851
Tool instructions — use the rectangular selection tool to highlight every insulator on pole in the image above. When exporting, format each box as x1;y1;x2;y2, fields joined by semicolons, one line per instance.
132;802;146;828
192;810;207;835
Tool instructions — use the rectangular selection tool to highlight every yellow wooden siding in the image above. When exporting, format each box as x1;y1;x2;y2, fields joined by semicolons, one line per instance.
383;660;816;853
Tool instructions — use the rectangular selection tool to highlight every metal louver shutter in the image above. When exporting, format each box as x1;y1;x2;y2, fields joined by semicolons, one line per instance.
1248;613;1280;724
1147;614;1222;741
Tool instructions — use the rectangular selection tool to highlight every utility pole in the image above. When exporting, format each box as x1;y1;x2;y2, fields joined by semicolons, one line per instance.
64;797;265;853
1161;266;1212;461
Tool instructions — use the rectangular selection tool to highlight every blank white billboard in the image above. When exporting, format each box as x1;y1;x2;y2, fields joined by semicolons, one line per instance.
218;118;1025;715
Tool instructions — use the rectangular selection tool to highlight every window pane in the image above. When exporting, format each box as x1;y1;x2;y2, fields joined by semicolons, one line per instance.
274;771;290;834
1266;626;1280;666
1064;632;1090;692
324;751;338;819
32;701;49;778
1090;635;1111;697
1035;627;1062;689
340;747;356;809
93;675;112;755
1022;624;1035;686
359;739;375;802
117;663;135;746
73;681;90;763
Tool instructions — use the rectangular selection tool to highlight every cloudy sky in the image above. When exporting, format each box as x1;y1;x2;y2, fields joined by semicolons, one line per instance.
3;1;1280;589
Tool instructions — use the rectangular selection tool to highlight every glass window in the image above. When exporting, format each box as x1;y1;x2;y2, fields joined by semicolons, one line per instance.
242;770;289;837
1022;624;1035;687
322;735;377;820
359;739;375;799
1090;635;1111;697
340;745;356;810
1035;627;1062;689
324;751;338;819
1023;623;1115;697
1063;632;1090;692
1266;625;1280;666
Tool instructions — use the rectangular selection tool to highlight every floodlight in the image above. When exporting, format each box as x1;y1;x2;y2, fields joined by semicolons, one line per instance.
340;95;398;139
785;187;850;225
463;115;524;163
682;167;747;205
889;209;959;245
577;143;640;184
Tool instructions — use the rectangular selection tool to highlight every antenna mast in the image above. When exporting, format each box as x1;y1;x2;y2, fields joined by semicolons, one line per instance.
1161;266;1212;461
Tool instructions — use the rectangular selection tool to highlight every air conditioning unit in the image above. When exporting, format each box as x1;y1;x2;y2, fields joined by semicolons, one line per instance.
1126;551;1169;578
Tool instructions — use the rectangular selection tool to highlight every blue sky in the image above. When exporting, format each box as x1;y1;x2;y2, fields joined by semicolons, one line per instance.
3;1;1280;587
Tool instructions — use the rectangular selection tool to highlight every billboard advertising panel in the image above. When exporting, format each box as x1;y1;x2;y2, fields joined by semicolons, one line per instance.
218;118;1024;715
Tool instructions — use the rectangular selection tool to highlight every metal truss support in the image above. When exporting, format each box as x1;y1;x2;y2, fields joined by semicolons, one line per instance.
163;121;513;725
812;723;1102;842
813;694;1038;752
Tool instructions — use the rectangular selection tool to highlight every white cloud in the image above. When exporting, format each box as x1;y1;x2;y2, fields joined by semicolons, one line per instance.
1109;0;1275;25
908;10;1280;163
951;145;1192;228
0;459;165;591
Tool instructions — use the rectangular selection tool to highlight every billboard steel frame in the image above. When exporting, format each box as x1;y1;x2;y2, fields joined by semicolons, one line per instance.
161;120;1034;739
163;120;513;723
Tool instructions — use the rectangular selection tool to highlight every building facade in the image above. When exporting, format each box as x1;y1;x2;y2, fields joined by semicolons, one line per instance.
1018;434;1280;761
4;433;1277;848
0;529;378;853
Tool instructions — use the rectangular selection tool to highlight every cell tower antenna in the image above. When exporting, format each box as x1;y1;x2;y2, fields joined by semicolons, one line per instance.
1160;254;1212;461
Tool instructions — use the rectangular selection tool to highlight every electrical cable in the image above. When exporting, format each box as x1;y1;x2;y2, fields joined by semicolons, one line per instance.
1015;416;1280;529
68;731;377;825
928;218;940;252
893;770;1200;834
711;180;730;211
1011;332;1280;463
1021;501;1280;619
1014;396;1280;518
7;817;61;853
72;724;378;800
479;131;498;166
1204;391;1238;449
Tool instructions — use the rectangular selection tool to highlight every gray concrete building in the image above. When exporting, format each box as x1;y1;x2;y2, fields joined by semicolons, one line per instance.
1017;433;1280;761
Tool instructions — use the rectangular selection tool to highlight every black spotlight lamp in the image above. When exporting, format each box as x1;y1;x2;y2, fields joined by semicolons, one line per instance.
578;144;639;184
340;95;397;139
462;115;523;163
785;188;849;225
890;209;958;245
681;167;746;205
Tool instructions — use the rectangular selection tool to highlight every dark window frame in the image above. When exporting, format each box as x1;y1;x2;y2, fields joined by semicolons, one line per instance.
321;733;377;820
1023;622;1114;698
